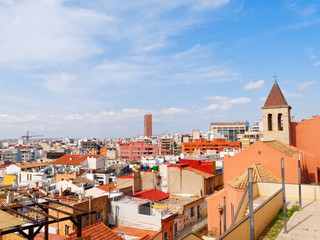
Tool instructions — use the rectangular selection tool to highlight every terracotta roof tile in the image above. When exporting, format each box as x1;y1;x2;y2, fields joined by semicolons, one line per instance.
35;232;67;240
14;162;49;169
262;81;290;108
263;140;296;157
184;166;214;179
73;177;93;186
228;164;281;189
112;226;159;238
0;199;15;207
51;154;101;165
68;222;124;240
96;183;117;192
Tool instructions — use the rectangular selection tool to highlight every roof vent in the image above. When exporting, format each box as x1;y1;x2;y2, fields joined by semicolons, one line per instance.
70;157;73;161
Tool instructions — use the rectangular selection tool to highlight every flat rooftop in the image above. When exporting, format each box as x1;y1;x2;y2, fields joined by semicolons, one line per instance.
115;196;149;205
160;195;201;206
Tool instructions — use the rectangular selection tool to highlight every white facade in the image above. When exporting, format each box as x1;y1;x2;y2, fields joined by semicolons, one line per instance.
85;172;110;185
56;180;84;194
81;156;105;169
6;164;21;174
108;196;173;231
85;187;105;198
159;164;168;193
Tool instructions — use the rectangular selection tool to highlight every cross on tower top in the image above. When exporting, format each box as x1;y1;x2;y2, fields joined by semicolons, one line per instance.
272;73;278;82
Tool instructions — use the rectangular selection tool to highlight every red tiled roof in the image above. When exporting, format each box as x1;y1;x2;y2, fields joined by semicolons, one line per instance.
262;81;290;108
96;183;117;192
35;232;67;240
14;146;33;149
168;163;214;176
136;235;152;240
133;189;169;201
68;222;124;240
112;226;159;238
117;175;134;179
51;154;101;165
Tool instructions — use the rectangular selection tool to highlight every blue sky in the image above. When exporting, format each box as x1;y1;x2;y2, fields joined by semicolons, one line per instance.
0;0;319;139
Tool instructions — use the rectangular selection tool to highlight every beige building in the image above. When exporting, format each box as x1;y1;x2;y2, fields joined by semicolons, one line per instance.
116;171;160;193
210;122;248;142
167;166;222;197
237;131;262;148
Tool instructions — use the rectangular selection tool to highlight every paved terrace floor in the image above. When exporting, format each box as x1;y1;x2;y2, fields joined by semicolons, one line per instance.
277;200;320;240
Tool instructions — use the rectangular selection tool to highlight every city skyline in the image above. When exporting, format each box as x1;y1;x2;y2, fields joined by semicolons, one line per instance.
0;0;319;138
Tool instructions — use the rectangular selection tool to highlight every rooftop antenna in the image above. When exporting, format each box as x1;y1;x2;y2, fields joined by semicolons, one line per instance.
272;73;278;83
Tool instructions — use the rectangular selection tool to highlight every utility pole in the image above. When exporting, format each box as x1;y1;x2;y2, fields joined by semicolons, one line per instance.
298;153;302;208
248;167;255;240
223;196;226;232
281;158;288;234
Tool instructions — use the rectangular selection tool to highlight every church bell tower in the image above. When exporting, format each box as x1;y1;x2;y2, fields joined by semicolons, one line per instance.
261;80;291;145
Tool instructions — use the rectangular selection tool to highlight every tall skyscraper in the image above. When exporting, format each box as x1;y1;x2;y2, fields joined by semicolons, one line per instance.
144;113;152;137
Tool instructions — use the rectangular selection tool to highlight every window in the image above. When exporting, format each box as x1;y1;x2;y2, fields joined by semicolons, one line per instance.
278;113;283;131
268;114;273;131
139;203;151;215
96;212;101;220
191;207;195;217
164;231;168;240
65;225;69;235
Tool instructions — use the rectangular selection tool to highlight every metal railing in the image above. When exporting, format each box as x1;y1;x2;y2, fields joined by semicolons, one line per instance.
174;217;207;240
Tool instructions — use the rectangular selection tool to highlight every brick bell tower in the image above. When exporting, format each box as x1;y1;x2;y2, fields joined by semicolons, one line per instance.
261;80;291;145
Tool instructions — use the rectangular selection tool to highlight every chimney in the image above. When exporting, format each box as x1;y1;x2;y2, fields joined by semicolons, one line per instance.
59;187;63;196
6;191;11;204
78;192;83;202
89;196;92;225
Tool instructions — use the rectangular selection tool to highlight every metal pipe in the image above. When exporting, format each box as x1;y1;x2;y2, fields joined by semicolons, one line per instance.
281;158;288;234
298;153;302;208
219;212;222;235
248;167;255;240
231;202;234;222
223;196;226;232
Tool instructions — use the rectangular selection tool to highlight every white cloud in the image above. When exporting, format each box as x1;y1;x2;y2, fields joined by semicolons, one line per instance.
92;61;152;85
259;97;267;102
301;5;318;17
244;79;265;90
39;73;77;94
0;0;111;65
306;48;317;60
202;96;251;111
296;81;316;90
161;108;190;115
283;90;302;98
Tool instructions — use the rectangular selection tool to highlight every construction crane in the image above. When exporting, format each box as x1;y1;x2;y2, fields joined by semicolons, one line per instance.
20;131;44;145
21;131;44;140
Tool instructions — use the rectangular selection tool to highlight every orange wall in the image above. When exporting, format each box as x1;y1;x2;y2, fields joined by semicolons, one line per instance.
182;139;241;154
224;141;299;184
206;186;245;236
162;216;174;240
56;171;77;182
100;147;107;158
291;116;320;160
